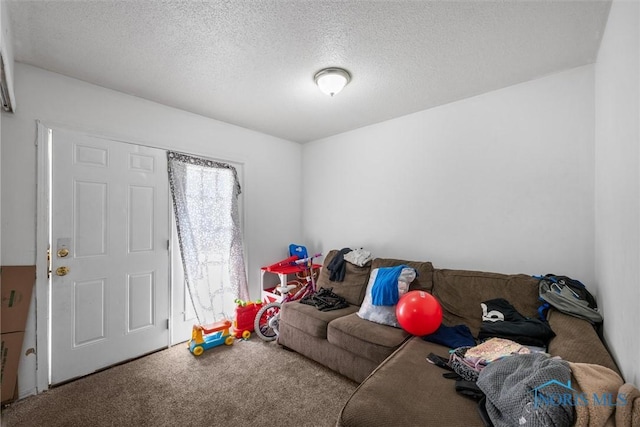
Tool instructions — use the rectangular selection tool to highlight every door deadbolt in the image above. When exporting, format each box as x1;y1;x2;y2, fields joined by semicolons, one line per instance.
57;248;69;257
56;266;70;276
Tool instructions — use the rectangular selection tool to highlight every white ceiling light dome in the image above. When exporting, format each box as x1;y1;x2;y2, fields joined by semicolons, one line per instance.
314;68;351;97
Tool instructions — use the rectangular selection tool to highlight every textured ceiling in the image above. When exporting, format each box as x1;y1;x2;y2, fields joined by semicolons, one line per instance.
7;1;611;143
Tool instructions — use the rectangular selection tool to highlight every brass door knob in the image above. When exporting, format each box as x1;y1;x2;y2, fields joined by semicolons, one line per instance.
57;248;69;257
56;266;70;276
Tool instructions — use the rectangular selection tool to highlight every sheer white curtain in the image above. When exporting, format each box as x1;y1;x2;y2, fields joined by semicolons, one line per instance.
168;151;249;325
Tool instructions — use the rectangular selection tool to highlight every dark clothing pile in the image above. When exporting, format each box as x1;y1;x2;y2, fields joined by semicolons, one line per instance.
327;247;352;282
424;324;476;349
300;287;349;311
478;298;555;348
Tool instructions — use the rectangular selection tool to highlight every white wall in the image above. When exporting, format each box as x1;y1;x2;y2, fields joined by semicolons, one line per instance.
1;0;16;111
1;63;302;398
303;66;595;281
594;0;640;386
1;0;18;269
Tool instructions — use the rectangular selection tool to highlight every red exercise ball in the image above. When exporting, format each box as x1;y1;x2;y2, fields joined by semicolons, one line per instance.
396;290;443;336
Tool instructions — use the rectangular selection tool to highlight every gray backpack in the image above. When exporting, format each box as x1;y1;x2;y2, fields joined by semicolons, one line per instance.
537;274;603;324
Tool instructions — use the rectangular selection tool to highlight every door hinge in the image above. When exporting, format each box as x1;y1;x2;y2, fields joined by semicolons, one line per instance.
47;247;52;278
167;240;170;251
166;319;170;330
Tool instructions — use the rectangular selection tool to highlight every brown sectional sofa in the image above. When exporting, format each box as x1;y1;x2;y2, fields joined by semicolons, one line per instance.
277;250;620;426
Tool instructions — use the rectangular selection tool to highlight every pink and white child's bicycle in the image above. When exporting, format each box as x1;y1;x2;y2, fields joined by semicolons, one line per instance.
253;253;321;342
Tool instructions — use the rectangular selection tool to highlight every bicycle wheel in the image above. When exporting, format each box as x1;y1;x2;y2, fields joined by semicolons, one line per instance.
253;302;282;342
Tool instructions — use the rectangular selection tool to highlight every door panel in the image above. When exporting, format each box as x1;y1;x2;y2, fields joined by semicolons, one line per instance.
50;128;169;384
74;278;106;345
128;272;155;331
74;180;107;256
129;186;155;252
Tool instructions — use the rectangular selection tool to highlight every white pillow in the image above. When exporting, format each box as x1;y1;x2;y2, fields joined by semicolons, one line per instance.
357;267;416;327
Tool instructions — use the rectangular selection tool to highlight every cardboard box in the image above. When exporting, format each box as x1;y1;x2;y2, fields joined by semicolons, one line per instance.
1;331;25;404
1;266;36;333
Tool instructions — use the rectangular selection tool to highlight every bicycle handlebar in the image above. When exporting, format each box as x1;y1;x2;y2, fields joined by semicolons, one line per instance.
293;253;323;265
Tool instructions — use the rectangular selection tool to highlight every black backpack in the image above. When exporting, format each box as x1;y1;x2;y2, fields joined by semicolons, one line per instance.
536;274;602;324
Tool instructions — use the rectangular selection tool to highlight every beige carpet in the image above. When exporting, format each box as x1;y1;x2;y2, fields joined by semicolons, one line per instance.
1;339;358;427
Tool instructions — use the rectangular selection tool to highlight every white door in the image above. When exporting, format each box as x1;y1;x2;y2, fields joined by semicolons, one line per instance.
50;128;170;384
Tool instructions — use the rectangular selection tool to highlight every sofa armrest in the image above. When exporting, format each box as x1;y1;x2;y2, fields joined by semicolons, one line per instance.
547;309;620;375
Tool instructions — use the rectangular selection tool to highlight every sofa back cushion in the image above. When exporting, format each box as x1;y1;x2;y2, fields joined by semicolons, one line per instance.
316;249;371;306
371;258;434;292
431;269;540;336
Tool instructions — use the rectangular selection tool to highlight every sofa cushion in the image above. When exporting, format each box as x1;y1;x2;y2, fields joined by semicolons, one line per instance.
328;313;410;365
316;250;372;306
371;257;434;292
337;337;485;427
546;309;620;374
431;269;540;337
279;300;359;339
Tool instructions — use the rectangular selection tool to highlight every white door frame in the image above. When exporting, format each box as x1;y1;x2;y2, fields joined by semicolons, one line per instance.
35;121;50;392
35;120;247;392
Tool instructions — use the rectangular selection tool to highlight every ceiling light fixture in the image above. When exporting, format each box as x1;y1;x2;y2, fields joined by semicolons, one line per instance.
314;67;351;97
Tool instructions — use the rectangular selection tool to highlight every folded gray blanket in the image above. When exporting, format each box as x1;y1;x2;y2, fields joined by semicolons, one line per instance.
477;353;574;427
